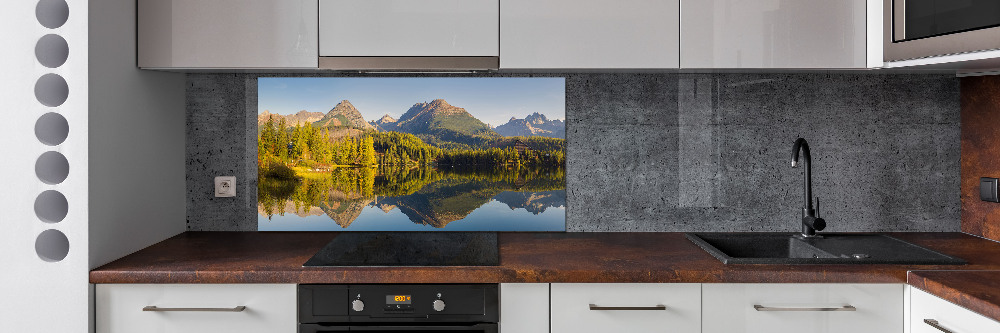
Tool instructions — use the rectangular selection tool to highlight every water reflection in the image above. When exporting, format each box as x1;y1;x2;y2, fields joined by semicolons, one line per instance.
258;165;566;230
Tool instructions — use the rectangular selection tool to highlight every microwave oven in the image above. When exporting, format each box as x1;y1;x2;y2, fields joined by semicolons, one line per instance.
884;0;1000;62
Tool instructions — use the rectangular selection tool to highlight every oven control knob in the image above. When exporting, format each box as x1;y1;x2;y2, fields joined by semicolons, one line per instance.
432;299;446;312
352;299;364;312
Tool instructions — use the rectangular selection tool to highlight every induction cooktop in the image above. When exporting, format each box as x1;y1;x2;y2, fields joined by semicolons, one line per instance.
303;232;499;267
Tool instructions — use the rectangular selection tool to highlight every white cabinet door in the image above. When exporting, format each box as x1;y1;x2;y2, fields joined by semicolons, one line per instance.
500;284;549;333
702;283;903;333
911;287;1000;333
681;0;869;68
550;283;701;333
138;0;318;69
319;0;499;57
96;284;297;333
500;0;680;69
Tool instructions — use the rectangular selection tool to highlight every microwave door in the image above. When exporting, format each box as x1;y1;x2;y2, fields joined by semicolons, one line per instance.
896;0;1000;42
884;0;1000;61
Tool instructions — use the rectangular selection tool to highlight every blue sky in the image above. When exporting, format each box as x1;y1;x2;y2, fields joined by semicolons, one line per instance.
257;77;565;126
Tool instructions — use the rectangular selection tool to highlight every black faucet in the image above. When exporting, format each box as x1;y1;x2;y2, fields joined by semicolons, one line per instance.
791;138;826;238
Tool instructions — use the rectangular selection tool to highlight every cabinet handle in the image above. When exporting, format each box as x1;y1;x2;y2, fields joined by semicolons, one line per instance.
589;304;667;311
753;305;856;312
924;319;955;333
143;306;247;312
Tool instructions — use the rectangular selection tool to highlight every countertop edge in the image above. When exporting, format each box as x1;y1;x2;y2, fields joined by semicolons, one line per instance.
908;270;1000;324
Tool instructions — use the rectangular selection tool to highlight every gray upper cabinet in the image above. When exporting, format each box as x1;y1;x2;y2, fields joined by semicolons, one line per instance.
681;0;876;69
138;0;318;69
135;0;882;70
317;0;500;70
500;0;680;69
319;0;499;57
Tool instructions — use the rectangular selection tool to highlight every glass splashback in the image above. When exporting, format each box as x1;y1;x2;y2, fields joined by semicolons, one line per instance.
256;77;566;231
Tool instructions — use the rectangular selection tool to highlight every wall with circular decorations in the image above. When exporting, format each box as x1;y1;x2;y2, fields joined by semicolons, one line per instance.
33;0;72;264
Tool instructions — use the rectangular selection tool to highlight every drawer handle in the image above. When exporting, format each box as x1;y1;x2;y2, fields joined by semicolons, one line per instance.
753;305;856;312
589;304;667;311
143;306;247;312
924;319;955;333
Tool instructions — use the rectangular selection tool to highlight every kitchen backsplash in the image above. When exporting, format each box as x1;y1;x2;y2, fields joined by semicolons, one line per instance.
187;73;960;232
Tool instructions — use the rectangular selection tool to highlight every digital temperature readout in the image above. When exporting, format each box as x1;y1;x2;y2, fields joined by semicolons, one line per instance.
386;295;412;304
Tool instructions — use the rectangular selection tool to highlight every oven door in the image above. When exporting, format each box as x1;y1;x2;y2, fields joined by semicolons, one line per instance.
885;0;1000;61
300;323;498;333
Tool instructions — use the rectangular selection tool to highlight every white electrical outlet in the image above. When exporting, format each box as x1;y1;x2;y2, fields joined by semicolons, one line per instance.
215;176;236;197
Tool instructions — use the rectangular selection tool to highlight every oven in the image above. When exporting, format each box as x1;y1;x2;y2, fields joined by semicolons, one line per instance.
885;0;1000;61
299;284;498;333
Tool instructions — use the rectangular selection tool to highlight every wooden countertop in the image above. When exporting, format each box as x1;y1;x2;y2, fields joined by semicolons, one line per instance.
908;270;1000;323
90;232;1000;322
90;232;1000;284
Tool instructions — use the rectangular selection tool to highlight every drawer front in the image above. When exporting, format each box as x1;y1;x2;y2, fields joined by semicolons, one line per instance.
702;283;903;333
96;284;296;333
911;288;1000;333
550;283;701;333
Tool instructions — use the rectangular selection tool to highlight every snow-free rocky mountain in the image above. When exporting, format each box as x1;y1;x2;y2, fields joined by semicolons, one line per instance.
260;99;563;141
313;100;375;130
369;114;398;132
494;112;565;139
393;99;495;137
258;110;324;127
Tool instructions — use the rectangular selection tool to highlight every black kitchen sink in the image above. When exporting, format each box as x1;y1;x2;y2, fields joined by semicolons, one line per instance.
686;233;966;265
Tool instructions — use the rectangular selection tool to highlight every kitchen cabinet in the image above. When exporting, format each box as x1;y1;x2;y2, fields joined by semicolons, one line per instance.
500;284;549;333
96;284;297;333
702;283;903;333
500;0;680;69
680;0;874;68
319;0;499;57
550;283;701;333
910;287;1000;333
137;0;318;69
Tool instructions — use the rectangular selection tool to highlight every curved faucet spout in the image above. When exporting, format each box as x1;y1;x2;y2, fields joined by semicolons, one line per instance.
791;138;824;237
791;138;812;210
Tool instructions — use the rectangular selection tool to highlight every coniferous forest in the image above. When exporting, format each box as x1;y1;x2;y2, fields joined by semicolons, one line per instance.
258;118;565;178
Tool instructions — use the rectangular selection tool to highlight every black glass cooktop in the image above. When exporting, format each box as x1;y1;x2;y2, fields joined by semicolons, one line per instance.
303;232;499;267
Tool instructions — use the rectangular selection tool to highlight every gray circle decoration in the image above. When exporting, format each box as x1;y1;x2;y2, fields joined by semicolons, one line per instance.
35;34;69;68
34;73;69;107
35;112;69;146
35;229;70;262
36;0;69;29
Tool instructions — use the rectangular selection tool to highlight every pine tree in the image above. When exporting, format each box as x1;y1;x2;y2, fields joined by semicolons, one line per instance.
276;118;289;162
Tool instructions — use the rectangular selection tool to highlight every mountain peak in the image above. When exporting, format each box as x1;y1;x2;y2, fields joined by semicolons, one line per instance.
525;112;549;124
314;99;374;130
378;114;398;123
330;100;357;112
370;114;400;132
394;99;495;137
494;113;565;139
257;110;325;127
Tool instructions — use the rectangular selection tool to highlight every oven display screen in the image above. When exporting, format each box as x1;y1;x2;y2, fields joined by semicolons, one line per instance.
386;295;412;304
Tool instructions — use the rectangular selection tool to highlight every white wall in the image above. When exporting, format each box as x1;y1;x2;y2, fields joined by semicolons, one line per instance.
0;0;185;331
0;0;90;331
88;0;187;270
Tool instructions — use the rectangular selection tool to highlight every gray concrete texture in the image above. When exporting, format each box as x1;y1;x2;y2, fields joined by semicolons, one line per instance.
186;73;960;232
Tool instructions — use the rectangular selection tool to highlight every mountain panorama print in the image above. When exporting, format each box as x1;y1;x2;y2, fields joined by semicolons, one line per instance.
256;77;566;231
